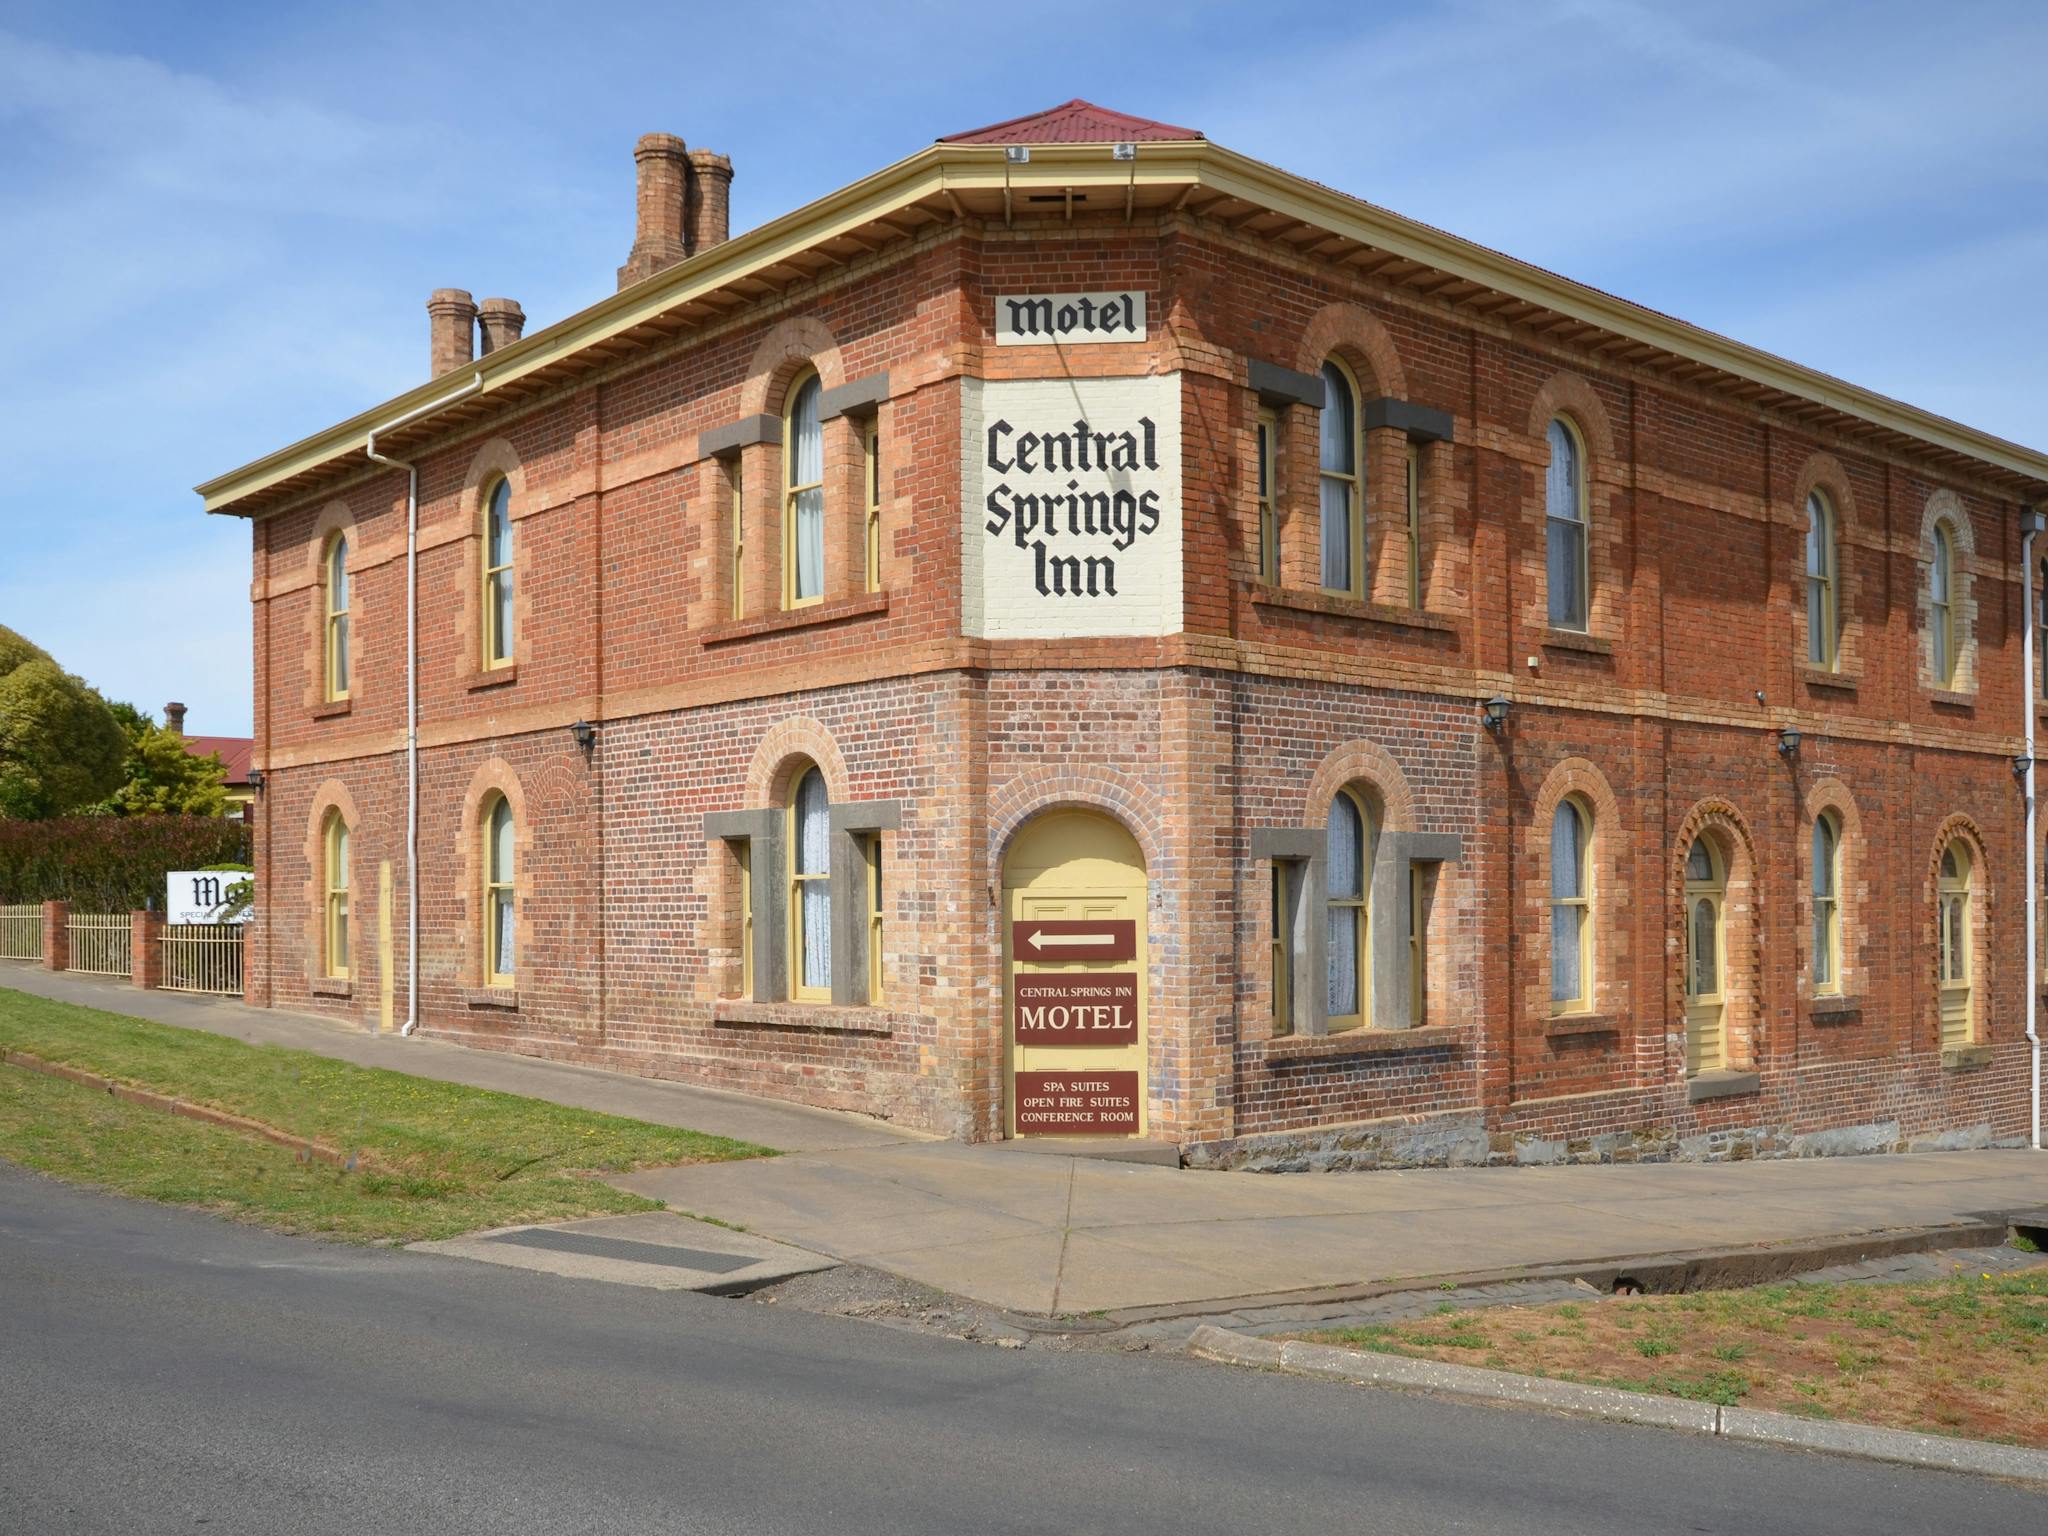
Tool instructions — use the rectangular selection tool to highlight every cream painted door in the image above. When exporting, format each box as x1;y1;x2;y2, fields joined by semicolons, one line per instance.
1683;839;1726;1076
1003;812;1147;1139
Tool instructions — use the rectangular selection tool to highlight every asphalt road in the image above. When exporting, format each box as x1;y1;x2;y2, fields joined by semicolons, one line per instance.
2;1165;2039;1534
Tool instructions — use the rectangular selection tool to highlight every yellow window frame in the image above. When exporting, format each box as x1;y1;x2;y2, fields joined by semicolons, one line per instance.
323;534;351;702
863;421;881;594
483;478;515;668
1256;409;1279;585
1319;358;1365;600
323;812;350;980
1326;785;1371;1032
1405;441;1422;607
782;370;824;611
484;796;515;988
788;765;829;1001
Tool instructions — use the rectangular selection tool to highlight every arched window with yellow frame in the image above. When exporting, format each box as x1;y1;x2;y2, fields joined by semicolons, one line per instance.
323;534;350;701
1545;417;1589;631
1325;786;1372;1029
1938;841;1973;1048
1805;491;1838;669
783;371;824;608
483;478;515;667
322;811;350;980
1318;359;1363;598
1930;519;1958;686
484;794;516;986
788;763;831;999
1549;797;1591;1013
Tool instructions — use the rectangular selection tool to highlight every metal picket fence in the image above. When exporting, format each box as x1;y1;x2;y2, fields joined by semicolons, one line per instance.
160;924;245;995
0;904;40;961
67;913;132;978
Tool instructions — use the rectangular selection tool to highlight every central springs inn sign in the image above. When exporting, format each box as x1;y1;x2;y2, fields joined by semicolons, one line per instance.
961;293;1183;639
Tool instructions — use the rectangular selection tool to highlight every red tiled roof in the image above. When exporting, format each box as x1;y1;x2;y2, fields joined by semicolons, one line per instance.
183;735;253;786
941;99;1201;145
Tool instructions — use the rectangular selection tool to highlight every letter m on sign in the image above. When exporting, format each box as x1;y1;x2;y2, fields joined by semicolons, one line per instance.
1006;299;1053;336
192;876;223;908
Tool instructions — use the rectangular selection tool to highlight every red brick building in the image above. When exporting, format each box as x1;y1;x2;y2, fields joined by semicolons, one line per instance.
200;102;2048;1166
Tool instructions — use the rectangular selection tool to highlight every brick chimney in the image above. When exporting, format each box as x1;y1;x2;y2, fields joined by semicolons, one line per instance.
618;133;690;290
163;701;186;734
478;298;526;355
686;149;734;255
427;288;477;376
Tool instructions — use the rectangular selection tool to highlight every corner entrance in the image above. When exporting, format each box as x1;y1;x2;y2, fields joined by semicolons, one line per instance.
1002;810;1147;1138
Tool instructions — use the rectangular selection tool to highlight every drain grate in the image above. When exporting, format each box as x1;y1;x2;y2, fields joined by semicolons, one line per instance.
483;1227;757;1274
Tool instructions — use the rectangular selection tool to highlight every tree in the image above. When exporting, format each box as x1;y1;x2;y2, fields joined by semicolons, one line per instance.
95;713;231;817
0;642;129;818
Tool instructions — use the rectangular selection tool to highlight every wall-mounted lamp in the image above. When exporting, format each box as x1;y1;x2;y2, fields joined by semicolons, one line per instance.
1480;695;1511;734
2013;754;2034;780
1111;142;1136;161
570;720;598;754
1776;726;1802;758
246;768;266;794
1004;145;1031;164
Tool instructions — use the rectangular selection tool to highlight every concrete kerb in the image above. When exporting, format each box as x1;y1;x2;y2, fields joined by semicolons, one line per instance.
1186;1325;2048;1486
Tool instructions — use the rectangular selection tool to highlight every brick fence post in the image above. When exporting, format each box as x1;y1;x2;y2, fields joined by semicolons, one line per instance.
131;910;164;989
41;900;69;971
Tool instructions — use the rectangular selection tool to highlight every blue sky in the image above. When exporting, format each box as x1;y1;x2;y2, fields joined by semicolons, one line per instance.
1;0;2042;738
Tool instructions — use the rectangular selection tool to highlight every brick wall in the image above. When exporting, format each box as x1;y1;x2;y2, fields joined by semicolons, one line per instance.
243;211;2036;1156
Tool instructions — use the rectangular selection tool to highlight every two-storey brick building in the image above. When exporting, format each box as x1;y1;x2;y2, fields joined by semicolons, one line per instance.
200;101;2048;1166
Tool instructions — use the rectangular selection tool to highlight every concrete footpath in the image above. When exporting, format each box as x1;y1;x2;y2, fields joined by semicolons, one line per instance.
5;964;2044;1317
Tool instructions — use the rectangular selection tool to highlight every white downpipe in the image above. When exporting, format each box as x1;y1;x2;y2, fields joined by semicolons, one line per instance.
2025;507;2045;1150
366;371;483;1037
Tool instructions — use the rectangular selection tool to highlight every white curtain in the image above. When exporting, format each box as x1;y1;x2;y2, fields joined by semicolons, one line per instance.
1545;420;1584;628
1549;801;1582;1004
791;378;824;601
796;770;831;989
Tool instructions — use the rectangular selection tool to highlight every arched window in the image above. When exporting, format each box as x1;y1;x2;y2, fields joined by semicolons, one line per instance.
322;812;350;980
1805;491;1837;669
1683;837;1726;1074
783;372;824;608
1255;410;1279;585
2037;556;2048;700
1318;360;1362;598
788;764;831;999
484;795;515;986
483;478;515;667
1938;842;1973;1047
324;535;351;701
1930;520;1957;685
1325;787;1371;1028
1545;418;1588;631
1549;798;1590;1012
1812;813;1841;995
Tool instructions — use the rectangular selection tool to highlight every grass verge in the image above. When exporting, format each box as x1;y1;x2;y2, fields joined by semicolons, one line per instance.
1288;1264;2048;1447
0;988;771;1243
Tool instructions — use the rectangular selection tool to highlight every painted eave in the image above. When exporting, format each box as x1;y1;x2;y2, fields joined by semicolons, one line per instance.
197;137;2048;516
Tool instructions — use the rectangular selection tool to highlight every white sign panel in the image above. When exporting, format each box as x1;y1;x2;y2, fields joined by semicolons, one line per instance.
995;291;1146;347
960;374;1183;639
166;870;252;925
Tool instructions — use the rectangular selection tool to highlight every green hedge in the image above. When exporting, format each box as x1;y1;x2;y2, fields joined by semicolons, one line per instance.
0;817;252;912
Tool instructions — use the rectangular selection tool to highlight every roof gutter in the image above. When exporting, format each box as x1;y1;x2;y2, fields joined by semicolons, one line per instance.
364;370;483;1038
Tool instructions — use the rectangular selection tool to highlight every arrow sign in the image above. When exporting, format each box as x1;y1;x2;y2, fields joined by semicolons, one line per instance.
1011;919;1136;964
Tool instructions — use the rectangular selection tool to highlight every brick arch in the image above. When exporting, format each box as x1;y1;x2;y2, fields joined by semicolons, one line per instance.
1526;371;1618;466
1915;489;1979;692
1293;301;1406;399
303;500;359;709
300;779;363;994
746;717;851;807
456;758;533;989
987;765;1168;878
1799;777;1867;996
461;436;528;519
1670;798;1762;1073
1790;453;1865;676
741;315;847;417
1525;757;1629;1020
1302;738;1417;834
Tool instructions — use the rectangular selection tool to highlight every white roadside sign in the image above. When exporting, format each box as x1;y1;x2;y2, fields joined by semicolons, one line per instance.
165;871;252;925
